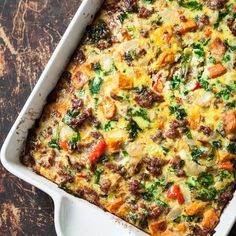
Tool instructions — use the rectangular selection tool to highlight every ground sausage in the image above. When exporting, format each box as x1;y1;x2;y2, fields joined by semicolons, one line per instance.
199;125;212;136
199;14;210;28
110;91;122;101
100;178;111;194
205;0;227;10
97;40;113;50
218;186;235;206
138;7;152;18
165;128;180;139
76;187;100;206
59;170;74;184
20;154;35;168
148;206;165;219
71;49;85;65
151;130;164;144
71;97;83;111
128;179;145;196
104;1;120;13
140;29;149;38
170;156;186;177
143;157;167;177
70;108;93;130
123;0;138;13
105;162;127;176
187;226;215;236
227;17;236;37
134;89;164;108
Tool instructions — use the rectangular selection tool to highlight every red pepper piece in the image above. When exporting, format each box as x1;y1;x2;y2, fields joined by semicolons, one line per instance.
59;140;69;152
219;162;233;171
192;80;200;91
88;139;106;163
167;184;184;205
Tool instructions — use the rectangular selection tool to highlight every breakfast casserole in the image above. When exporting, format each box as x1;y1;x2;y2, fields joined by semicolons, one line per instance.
21;0;236;235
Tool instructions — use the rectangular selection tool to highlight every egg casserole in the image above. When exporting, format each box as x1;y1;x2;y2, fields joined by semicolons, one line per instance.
21;0;236;235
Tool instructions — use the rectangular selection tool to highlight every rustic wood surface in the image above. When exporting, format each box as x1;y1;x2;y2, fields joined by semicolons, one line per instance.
0;1;235;235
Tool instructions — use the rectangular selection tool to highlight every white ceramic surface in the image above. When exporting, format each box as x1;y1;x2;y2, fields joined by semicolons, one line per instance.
1;0;235;235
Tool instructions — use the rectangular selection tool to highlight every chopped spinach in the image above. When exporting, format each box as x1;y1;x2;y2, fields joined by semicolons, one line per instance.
48;139;61;150
178;0;203;10
226;101;236;109
130;108;150;121
195;187;217;201
161;146;169;156
67;133;81;150
182;215;202;223
170;73;182;90
226;143;236;155
214;6;232;29
151;15;163;26
198;77;210;91
186;176;200;190
170;105;187;120
143;0;154;4
223;52;231;63
95;169;104;184
155;198;169;207
198;172;214;188
216;85;234;101
124;49;137;63
191;147;204;162
91;62;102;73
193;43;204;57
89;77;103;95
87;20;110;44
126;119;142;139
63;110;80;126
185;128;193;139
224;40;236;52
66;166;76;176
128;212;138;222
117;11;128;23
212;140;222;149
219;169;232;181
48;127;61;150
104;120;117;131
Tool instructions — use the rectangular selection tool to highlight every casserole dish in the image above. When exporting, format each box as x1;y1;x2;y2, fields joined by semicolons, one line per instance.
1;0;236;235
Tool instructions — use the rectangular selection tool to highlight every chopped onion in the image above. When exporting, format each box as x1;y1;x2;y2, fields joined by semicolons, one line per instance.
119;39;139;52
166;205;183;221
100;55;113;71
180;184;192;205
197;91;213;107
185;160;206;176
126;142;146;158
59;124;76;141
179;150;206;176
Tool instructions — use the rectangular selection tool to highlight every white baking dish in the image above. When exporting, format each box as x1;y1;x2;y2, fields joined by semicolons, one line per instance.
1;0;235;235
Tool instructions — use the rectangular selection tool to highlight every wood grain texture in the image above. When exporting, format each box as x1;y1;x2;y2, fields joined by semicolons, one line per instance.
0;0;235;235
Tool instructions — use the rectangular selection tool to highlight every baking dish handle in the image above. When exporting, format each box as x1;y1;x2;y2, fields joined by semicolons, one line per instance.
53;194;64;236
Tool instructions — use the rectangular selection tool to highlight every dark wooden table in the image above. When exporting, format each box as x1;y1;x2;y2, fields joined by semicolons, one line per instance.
0;1;235;235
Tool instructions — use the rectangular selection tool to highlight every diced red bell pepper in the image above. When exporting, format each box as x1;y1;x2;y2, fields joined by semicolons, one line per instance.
59;140;69;152
192;80;200;91
167;184;184;205
219;162;233;171
88;139;106;163
76;173;88;179
153;73;164;93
